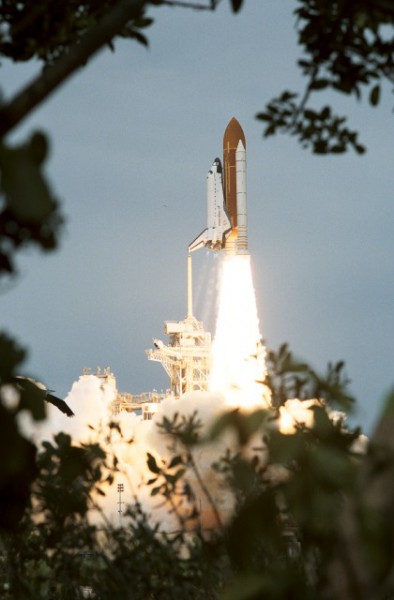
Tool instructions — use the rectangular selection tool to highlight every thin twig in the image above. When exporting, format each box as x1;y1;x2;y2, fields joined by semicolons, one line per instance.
161;0;218;9
187;450;223;530
289;64;318;129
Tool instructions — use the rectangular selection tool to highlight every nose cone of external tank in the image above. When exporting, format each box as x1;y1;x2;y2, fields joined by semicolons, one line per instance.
223;117;246;151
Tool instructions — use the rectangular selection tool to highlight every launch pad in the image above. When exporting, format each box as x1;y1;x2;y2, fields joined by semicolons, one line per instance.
88;118;250;419
108;253;211;416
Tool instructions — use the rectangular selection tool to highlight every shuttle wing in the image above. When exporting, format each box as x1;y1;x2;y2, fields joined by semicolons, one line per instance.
189;228;210;253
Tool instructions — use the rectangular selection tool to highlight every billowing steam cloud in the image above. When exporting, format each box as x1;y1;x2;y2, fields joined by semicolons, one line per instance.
17;372;237;528
18;254;363;529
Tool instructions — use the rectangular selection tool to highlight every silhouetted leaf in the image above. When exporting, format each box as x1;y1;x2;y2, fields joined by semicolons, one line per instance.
12;377;46;421
230;0;244;13
310;78;329;90
370;84;380;106
168;455;183;469
0;332;25;380
0;403;38;532
221;574;266;600
28;131;48;164
147;452;161;474
0;134;56;223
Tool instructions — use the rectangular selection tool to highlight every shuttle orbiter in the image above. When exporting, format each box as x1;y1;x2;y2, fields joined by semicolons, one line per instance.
188;158;231;252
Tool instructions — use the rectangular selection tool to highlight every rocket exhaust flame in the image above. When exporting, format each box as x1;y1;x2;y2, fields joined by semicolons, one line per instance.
210;254;271;409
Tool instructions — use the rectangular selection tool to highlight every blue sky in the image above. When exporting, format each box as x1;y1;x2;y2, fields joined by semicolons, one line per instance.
2;1;393;432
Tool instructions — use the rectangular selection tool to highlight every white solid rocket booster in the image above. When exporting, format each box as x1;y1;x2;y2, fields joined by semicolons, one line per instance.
235;139;248;254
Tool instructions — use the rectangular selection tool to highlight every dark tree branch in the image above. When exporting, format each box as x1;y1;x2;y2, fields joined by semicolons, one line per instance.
162;0;219;8
289;64;318;129
0;0;146;139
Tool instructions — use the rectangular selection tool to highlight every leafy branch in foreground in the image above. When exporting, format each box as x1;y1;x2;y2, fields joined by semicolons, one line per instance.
257;0;394;154
147;411;224;531
265;342;355;411
0;133;63;278
257;91;365;155
2;348;394;599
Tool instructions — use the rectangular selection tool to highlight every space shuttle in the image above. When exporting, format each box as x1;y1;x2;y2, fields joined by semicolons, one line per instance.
188;117;249;255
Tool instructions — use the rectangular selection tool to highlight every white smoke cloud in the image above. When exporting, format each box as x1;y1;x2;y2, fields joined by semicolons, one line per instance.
17;370;362;531
18;374;117;446
18;373;241;529
16;252;364;532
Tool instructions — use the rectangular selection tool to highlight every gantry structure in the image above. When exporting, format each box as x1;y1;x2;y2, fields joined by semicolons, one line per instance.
146;256;211;396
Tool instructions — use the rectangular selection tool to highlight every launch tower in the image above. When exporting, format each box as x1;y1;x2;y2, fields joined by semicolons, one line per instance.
146;255;211;396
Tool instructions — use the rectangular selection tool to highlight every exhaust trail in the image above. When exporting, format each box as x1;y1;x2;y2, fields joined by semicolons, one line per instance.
209;254;271;409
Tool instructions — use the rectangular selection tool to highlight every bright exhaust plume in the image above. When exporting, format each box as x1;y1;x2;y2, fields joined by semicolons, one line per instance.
209;254;271;409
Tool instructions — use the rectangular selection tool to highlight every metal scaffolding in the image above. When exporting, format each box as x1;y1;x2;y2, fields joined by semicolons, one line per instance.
146;254;211;397
146;314;211;397
110;390;167;419
107;255;212;419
